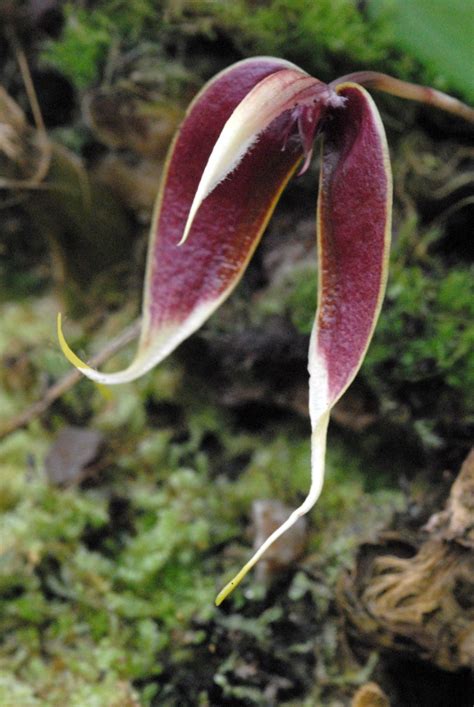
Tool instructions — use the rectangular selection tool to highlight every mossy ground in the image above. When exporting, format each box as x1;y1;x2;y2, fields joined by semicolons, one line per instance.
0;297;404;704
0;1;472;704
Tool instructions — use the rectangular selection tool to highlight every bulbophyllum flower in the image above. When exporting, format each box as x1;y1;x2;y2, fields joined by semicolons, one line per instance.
58;57;474;604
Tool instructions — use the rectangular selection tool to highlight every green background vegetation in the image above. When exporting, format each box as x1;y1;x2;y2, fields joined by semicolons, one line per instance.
1;1;472;704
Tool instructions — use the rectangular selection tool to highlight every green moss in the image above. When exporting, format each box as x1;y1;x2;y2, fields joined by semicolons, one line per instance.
367;262;473;388
0;426;216;701
3;2;471;701
211;0;394;76
40;1;162;88
0;295;404;702
41;7;111;88
274;210;473;451
39;0;429;97
362;215;474;437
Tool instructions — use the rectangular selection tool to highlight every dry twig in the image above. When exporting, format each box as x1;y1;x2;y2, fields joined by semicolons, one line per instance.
0;319;140;439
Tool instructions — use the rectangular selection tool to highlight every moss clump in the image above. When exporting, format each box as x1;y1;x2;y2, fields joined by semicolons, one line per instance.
41;7;111;88
40;1;159;88
39;0;431;98
0;420;217;703
366;259;473;402
0;296;405;704
272;200;473;460
210;0;394;76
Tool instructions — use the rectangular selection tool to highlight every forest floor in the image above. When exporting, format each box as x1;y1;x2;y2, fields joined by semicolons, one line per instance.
0;2;473;705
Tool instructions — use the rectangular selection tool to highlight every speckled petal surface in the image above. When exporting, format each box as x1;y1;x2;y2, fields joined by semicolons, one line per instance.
59;57;305;383
310;82;392;419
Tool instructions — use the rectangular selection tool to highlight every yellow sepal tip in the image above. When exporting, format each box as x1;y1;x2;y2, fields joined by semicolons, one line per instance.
57;312;91;372
215;559;254;606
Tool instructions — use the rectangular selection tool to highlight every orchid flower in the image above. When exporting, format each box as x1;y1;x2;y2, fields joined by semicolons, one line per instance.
58;57;474;605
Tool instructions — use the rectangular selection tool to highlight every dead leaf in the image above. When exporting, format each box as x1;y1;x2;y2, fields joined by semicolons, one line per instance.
44;426;104;485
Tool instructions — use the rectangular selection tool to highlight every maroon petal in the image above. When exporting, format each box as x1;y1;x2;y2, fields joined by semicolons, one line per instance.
59;57;305;383
311;81;392;417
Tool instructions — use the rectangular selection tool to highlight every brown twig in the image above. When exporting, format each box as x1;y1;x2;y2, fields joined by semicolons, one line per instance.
2;28;52;188
0;319;141;439
332;71;474;124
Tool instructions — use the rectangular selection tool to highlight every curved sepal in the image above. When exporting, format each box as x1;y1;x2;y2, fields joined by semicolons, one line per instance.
58;57;305;384
217;83;392;603
310;82;392;416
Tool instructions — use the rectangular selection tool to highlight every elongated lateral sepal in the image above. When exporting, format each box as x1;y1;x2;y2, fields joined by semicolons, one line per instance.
58;313;90;373
311;82;392;411
216;83;392;604
215;410;330;605
58;58;305;385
